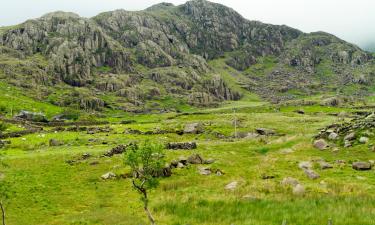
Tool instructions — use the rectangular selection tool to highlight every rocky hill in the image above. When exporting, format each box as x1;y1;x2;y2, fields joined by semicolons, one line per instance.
0;0;374;112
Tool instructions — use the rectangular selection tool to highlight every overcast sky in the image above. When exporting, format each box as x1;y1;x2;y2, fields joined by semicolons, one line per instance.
1;0;374;49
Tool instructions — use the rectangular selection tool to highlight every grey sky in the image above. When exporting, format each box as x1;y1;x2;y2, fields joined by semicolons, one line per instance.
1;0;374;49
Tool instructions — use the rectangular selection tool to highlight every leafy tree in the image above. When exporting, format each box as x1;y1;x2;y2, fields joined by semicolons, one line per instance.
124;141;165;225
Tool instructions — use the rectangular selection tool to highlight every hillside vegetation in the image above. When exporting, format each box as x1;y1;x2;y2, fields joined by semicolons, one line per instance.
0;1;375;225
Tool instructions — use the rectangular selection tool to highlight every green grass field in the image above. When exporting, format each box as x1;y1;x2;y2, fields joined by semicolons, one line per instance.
1;101;375;225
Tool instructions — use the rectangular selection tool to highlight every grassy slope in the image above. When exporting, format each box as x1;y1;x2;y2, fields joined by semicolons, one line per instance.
1;103;375;225
0;82;63;117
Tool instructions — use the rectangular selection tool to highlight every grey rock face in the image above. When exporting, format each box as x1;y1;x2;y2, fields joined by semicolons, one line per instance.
0;0;374;109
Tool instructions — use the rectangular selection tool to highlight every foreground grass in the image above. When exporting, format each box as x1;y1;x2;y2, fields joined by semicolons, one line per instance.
1;104;375;224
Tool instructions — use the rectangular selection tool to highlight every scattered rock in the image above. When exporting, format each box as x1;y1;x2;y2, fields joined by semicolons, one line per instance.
344;132;356;141
123;128;143;135
318;161;333;170
178;156;188;165
352;162;372;171
294;109;305;114
261;174;275;179
242;195;259;201
328;132;339;140
49;139;64;146
170;160;179;168
359;137;369;144
204;158;215;164
292;184;305;196
215;169;224;176
281;177;299;187
198;167;212;175
160;166;172;177
166;142;197;150
0;140;10;148
104;144;128;157
280;148;294;154
255;128;276;136
184;123;203;134
344;140;352;148
335;160;346;165
101;172;116;180
87;126;112;134
177;162;185;168
313;139;329;150
120;120;136;124
82;153;91;160
298;161;312;170
89;161;99;166
304;169;320;180
225;181;238;191
187;154;204;164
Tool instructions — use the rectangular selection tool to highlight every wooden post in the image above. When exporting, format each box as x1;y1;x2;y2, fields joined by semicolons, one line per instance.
233;108;237;139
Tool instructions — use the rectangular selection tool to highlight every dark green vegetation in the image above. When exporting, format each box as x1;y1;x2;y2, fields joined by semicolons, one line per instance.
0;0;375;224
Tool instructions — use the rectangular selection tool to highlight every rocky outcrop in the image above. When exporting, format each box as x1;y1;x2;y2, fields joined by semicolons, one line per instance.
0;0;374;109
315;113;375;148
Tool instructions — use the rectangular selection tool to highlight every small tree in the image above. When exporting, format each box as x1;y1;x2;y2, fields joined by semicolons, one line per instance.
124;141;165;225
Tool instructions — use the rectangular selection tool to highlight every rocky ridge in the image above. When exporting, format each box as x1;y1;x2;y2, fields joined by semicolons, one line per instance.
0;0;374;110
